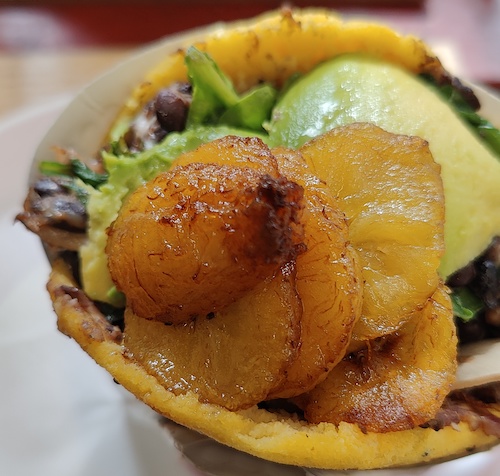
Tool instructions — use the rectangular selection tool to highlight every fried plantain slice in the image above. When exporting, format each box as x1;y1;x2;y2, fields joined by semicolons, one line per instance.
298;283;457;432
107;159;304;325
301;122;445;340
268;148;363;398
123;261;302;411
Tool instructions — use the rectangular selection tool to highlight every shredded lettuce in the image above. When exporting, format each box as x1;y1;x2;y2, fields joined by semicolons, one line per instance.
220;84;277;131
185;46;239;125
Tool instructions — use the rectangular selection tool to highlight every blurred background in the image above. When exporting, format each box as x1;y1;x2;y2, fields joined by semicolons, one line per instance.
0;0;498;118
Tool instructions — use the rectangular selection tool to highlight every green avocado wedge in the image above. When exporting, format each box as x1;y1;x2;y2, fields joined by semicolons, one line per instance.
267;54;500;278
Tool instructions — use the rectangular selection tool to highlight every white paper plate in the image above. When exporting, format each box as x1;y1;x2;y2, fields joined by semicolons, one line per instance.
3;23;500;476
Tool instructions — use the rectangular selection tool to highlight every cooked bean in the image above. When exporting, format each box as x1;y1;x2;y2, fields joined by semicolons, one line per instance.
154;83;192;132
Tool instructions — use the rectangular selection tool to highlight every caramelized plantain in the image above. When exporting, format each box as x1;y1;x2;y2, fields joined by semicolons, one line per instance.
268;148;363;398
298;284;457;432
110;135;306;409
301;123;445;340
107;157;304;325
123;261;302;410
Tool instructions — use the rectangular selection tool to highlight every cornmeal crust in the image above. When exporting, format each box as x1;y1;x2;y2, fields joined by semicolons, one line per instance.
112;7;447;133
48;259;499;470
45;9;499;470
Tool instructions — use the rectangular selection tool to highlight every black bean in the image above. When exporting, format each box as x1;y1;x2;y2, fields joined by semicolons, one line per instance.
456;315;488;344
124;102;166;152
154;84;191;132
447;262;477;287
485;236;500;266
485;307;500;327
475;260;500;308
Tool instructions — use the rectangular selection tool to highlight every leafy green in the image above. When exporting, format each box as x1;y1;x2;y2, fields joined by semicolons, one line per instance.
185;46;239;125
421;75;500;158
70;159;108;188
458;107;500;154
219;84;277;131
185;46;277;131
39;160;71;176
451;287;484;322
106;287;125;309
39;158;108;189
108;138;130;157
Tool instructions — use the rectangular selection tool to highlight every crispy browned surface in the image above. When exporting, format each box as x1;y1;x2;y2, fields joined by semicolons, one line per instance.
298;284;457;431
107;149;304;324
47;260;123;345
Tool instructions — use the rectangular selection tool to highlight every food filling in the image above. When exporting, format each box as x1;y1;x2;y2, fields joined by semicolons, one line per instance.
17;46;500;436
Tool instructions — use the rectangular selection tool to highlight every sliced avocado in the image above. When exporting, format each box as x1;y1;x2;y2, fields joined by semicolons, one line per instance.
268;54;500;277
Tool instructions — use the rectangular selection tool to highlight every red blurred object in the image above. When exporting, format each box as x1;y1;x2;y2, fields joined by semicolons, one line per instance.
0;1;424;50
0;0;498;89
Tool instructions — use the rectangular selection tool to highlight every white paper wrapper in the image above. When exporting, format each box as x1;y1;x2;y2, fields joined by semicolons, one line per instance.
5;14;500;476
30;24;220;171
0;100;187;476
